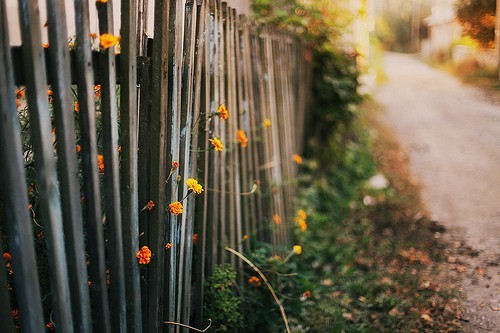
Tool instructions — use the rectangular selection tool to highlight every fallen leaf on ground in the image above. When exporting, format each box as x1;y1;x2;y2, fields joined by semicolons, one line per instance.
421;313;433;322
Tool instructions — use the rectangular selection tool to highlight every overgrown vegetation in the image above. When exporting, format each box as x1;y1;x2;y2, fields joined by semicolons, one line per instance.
455;0;496;48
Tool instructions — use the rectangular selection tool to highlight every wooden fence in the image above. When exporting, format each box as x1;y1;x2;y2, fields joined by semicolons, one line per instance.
0;0;312;332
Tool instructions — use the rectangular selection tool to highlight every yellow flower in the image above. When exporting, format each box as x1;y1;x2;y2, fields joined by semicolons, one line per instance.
165;243;172;250
293;154;302;164
74;101;80;112
217;104;229;120
169;201;183;215
136;246;152;265
237;130;248;148
298;220;307;232
298;209;307;220
209;137;224;152
96;0;108;3
293;245;302;255
263;118;271;128
186;178;204;194
273;214;281;225
100;33;119;49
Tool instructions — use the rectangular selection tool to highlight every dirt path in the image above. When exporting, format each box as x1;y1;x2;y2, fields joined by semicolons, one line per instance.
375;52;500;332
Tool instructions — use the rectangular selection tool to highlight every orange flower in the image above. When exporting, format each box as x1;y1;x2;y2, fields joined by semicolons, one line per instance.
96;0;108;3
273;214;281;225
136;246;152;265
217;104;229;120
15;89;25;99
11;309;18;319
90;33;98;39
303;290;311;299
45;322;55;330
169;201;183;215
248;276;261;286
74;101;80;112
293;245;302;255
165;243;172;250
237;130;248;148
293;154;302;164
146;200;155;211
16;99;21;108
298;209;307;220
3;253;11;261
43;43;49;49
118;145;122;152
76;145;82;153
171;161;179;170
94;84;101;98
193;233;198;245
100;33;119;49
263;118;271;128
298;219;307;232
186;178;203;194
209;137;224;152
97;154;105;174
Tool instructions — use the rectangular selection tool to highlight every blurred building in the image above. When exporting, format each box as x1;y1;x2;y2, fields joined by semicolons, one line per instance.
421;0;462;58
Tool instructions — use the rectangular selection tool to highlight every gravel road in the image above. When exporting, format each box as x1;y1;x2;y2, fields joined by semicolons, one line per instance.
375;52;500;332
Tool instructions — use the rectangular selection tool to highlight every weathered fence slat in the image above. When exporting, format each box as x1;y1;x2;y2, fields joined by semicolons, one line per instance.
120;0;142;331
18;0;74;330
73;0;112;330
177;0;198;330
96;1;128;331
45;0;92;330
147;0;170;330
2;0;313;330
0;2;44;330
192;0;209;326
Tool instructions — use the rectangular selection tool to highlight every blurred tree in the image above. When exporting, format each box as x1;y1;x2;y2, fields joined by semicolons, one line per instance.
456;0;496;48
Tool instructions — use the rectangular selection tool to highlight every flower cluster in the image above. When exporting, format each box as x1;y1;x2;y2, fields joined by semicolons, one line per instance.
169;201;183;215
100;33;119;50
186;178;204;194
217;104;229;120
294;209;307;232
209;137;224;152
237;130;248;148
97;154;105;174
248;276;261;286
136;246;152;265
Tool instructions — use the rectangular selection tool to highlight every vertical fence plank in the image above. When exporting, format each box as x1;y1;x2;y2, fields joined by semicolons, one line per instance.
193;0;209;326
148;0;170;330
96;1;127;331
0;2;44;330
18;0;74;330
205;0;219;275
120;0;142;331
177;0;199;330
73;0;111;330
165;0;186;329
137;54;152;331
45;0;92;330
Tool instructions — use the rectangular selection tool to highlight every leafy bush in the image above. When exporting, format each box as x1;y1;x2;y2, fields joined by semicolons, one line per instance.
203;265;243;332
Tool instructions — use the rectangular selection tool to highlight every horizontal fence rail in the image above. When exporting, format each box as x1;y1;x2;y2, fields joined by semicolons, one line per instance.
0;0;312;331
